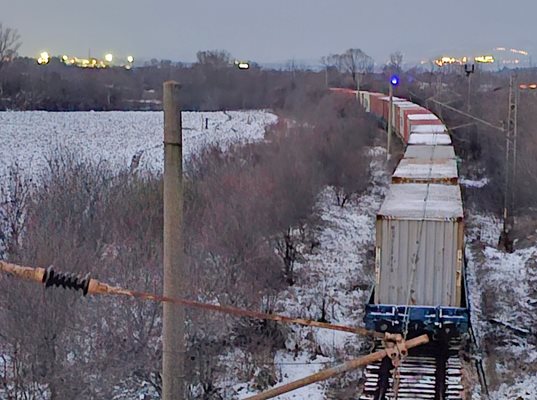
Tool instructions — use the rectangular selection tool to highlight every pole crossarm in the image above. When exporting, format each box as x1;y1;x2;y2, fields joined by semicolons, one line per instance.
0;261;383;338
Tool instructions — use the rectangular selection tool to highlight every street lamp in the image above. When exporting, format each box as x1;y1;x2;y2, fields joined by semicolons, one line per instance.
387;74;399;160
104;53;113;63
464;63;476;112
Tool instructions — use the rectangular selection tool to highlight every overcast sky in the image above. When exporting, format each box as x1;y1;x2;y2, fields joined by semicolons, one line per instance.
2;0;536;65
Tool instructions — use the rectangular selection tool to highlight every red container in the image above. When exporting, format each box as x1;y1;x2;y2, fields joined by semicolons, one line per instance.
369;93;385;118
394;102;421;138
401;108;434;142
380;97;407;123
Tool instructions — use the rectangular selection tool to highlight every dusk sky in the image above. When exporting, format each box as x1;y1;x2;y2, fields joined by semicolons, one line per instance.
2;0;536;65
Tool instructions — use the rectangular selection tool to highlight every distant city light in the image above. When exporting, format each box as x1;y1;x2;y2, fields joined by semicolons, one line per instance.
434;56;465;67
495;47;528;56
510;48;529;56
105;53;113;63
127;55;134;63
234;60;250;69
37;51;50;65
475;55;495;63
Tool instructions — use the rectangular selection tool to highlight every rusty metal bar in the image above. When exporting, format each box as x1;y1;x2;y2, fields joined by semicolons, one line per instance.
245;334;430;400
0;261;383;338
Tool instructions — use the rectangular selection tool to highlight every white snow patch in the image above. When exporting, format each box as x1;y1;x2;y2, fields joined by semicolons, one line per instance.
237;352;333;400
491;375;537;400
460;177;489;188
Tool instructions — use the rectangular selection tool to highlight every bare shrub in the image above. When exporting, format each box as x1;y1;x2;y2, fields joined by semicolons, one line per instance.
0;153;163;399
0;164;32;257
0;86;375;398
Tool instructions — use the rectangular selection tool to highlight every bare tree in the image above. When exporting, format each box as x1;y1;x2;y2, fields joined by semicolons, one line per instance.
334;49;374;88
0;23;21;70
320;55;339;87
0;23;21;97
196;50;231;67
387;51;404;74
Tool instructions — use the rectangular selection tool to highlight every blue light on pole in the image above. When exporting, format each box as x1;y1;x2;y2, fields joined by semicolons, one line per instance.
390;75;399;87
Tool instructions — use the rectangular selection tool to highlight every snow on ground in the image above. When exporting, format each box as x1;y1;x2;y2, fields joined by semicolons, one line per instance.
236;352;333;400
239;147;390;399
465;211;537;399
0;110;277;181
0;110;277;396
460;177;489;188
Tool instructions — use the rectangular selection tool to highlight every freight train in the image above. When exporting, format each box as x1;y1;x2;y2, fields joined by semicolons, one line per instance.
357;90;469;337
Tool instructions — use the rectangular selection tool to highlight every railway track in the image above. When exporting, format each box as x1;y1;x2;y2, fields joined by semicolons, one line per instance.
360;338;464;400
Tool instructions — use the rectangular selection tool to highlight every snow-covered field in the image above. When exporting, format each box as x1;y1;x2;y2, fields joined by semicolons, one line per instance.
0;109;278;398
0;110;277;181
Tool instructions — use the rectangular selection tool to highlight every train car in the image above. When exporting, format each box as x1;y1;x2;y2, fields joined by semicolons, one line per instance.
408;133;452;145
358;91;370;111
393;102;421;138
411;124;447;134
392;158;459;184
399;108;432;142
379;96;406;123
403;113;439;141
365;184;468;335
403;145;456;160
369;93;387;118
357;90;469;337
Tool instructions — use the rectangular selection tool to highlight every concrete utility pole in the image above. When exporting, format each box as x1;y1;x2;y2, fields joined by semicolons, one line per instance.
387;81;394;160
162;81;185;400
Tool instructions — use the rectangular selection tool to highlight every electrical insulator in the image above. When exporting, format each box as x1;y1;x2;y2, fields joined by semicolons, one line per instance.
42;266;91;295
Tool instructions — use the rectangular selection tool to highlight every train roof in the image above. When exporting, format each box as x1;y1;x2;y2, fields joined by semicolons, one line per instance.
396;102;421;108
408;133;452;145
411;124;447;133
408;114;439;121
379;96;406;102
392;158;458;183
378;184;463;220
403;145;456;160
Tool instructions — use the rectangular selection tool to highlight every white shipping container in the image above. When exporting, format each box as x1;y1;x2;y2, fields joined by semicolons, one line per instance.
404;145;456;160
411;124;447;134
361;91;371;112
408;133;451;145
375;184;464;307
408;114;439;121
392;158;458;184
